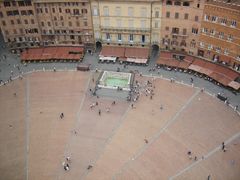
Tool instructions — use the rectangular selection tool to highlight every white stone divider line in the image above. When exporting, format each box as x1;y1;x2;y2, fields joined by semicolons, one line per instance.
143;74;240;116
113;89;201;180
56;73;92;180
80;103;133;180
25;75;30;180
169;131;240;180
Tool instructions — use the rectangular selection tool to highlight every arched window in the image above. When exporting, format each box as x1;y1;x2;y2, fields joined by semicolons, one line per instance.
166;1;172;5
174;1;181;6
183;2;190;6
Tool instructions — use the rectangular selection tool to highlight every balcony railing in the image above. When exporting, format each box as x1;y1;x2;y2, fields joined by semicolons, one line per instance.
101;26;150;33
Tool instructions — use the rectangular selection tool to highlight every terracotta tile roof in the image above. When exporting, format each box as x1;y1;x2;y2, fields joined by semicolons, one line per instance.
21;46;84;61
100;46;125;58
125;47;149;59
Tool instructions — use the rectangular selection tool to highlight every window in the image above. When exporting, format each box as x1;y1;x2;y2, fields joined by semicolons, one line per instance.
231;20;237;27
155;11;159;18
202;28;208;33
103;6;109;16
142;35;145;43
47;21;51;26
41;22;44;26
28;10;33;15
141;20;146;28
13;10;19;16
13;29;17;34
184;13;188;20
17;19;21;24
215;47;221;53
211;16;217;22
228;34;233;41
219;32;224;39
20;29;23;34
224;49;229;55
25;1;32;6
165;26;169;31
52;8;55;13
93;7;98;16
2;20;6;26
208;44;213;50
128;7;134;17
11;20;14;25
200;42;204;47
192;28;198;34
220;18;227;25
195;16;199;22
141;7;147;17
7;11;13;16
172;27;179;34
0;12;3;18
76;21;80;27
210;29;215;36
31;19;34;24
69;21;72;27
183;28;187;35
45;8;48;13
190;40;196;48
204;14;210;21
18;1;25;6
21;10;27;15
175;13;179;19
4;1;11;7
197;3;200;8
84;21;87;26
116;7;121;16
54;16;57;21
166;12;170;18
118;34;122;41
24;19;28;24
5;30;9;35
59;8;62;13
55;22;58;26
183;2;190;6
154;21;159;28
129;34;133;41
65;9;70;13
60;16;63;20
106;33;110;40
73;9;80;15
82;9;87;14
166;1;172;5
174;1;181;6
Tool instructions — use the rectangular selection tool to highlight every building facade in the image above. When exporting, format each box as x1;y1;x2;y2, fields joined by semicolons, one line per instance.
198;0;240;71
0;0;41;51
91;0;162;49
161;0;204;56
0;0;94;53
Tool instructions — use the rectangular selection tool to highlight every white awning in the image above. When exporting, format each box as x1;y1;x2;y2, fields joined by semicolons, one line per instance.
99;56;117;62
126;58;148;64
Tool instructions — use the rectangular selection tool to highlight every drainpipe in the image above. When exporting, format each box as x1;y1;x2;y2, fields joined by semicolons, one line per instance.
149;1;153;56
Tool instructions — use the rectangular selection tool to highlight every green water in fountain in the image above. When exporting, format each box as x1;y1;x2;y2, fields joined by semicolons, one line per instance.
105;77;128;88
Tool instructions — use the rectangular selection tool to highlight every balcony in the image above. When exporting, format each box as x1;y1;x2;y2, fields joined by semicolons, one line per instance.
101;26;150;33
